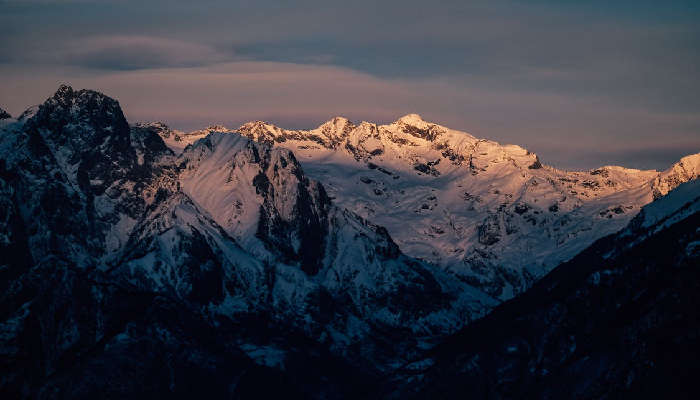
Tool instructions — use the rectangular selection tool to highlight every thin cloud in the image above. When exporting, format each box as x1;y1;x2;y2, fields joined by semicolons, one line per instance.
61;35;232;70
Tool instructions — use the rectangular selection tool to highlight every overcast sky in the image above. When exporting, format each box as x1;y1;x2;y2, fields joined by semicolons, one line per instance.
1;0;698;170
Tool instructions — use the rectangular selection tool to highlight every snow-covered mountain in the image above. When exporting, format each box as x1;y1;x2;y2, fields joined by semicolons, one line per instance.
150;116;700;301
1;85;698;398
0;86;498;397
388;178;700;399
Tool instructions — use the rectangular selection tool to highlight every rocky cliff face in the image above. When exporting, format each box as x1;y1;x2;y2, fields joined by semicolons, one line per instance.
179;133;332;275
173;130;495;366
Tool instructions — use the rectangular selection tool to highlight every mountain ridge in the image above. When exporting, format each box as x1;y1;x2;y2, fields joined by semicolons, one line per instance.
143;117;700;301
148;116;696;175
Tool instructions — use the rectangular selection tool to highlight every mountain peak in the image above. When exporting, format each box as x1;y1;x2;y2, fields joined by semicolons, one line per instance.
239;120;274;130
320;116;351;125
317;116;355;136
17;105;39;122
0;106;11;120
135;121;170;130
238;120;284;136
54;83;74;99
134;121;173;138
205;124;230;132
237;120;289;146
397;113;427;126
678;152;700;170
41;84;122;117
25;85;133;164
651;151;700;199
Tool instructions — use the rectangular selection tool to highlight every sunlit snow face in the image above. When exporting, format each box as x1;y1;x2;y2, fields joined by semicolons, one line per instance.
1;0;699;170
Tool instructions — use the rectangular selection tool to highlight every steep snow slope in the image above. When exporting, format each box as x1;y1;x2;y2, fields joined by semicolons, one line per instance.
175;131;497;353
153;116;699;300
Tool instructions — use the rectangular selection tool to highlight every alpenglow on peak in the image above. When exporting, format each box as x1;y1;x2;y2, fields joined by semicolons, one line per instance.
397;113;427;125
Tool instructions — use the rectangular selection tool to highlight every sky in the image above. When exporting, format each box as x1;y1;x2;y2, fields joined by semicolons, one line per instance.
1;0;699;170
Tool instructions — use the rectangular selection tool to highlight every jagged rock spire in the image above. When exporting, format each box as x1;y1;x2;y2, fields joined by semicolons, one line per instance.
28;84;131;147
